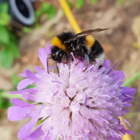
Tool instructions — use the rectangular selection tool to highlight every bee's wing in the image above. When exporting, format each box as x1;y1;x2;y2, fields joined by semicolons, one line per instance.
65;28;108;43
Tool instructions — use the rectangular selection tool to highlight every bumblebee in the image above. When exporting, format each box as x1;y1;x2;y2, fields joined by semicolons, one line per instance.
50;28;108;68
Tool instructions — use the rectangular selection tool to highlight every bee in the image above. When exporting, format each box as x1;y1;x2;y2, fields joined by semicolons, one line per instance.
50;28;108;69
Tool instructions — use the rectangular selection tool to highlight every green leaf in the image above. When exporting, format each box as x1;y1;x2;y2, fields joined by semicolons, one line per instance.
123;71;140;87
47;7;56;20
0;2;9;14
10;33;17;42
22;27;31;33
25;84;36;89
0;92;12;109
11;73;19;86
41;3;51;12
34;22;40;29
91;0;98;4
0;47;14;69
0;13;10;26
66;0;72;9
35;10;43;18
10;43;20;58
117;0;125;5
75;0;85;9
0;26;10;45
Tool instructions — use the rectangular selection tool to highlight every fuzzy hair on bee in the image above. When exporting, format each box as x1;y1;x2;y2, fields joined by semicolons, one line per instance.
50;28;108;69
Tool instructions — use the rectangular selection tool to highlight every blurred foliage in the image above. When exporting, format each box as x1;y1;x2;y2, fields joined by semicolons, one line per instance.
75;0;84;9
75;0;98;9
0;95;12;109
132;15;140;49
0;73;19;109
22;27;31;33
0;2;20;69
117;0;125;5
91;0;98;4
73;0;125;9
35;2;56;28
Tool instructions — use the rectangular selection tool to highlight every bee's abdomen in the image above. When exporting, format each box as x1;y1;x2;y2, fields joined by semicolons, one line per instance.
89;40;104;62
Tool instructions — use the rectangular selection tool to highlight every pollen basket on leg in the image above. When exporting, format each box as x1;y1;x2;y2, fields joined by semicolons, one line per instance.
52;37;66;51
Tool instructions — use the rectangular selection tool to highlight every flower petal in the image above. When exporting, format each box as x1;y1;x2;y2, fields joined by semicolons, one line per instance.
10;88;37;94
10;98;31;107
19;73;26;77
103;60;110;68
46;44;51;55
121;87;136;95
26;124;44;140
17;117;38;139
22;93;36;102
111;70;124;80
38;48;47;71
26;70;39;82
34;66;45;76
8;106;30;121
8;105;40;121
17;79;34;90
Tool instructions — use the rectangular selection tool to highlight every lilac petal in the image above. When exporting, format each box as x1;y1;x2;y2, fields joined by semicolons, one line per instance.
122;97;134;103
111;71;124;80
106;62;118;74
19;73;26;77
8;106;30;121
53;90;59;96
121;87;136;95
17;117;38;140
84;94;87;105
48;66;56;69
26;70;39;82
10;98;31;107
121;108;129;114
120;128;134;135
17;79;34;90
26;124;44;140
118;81;124;86
103;60;110;68
34;66;44;76
22;93;36;102
46;44;51;55
123;103;131;107
38;48;47;71
123;119;131;127
10;88;37;94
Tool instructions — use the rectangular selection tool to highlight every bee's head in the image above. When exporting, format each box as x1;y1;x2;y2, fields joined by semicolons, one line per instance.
51;47;65;63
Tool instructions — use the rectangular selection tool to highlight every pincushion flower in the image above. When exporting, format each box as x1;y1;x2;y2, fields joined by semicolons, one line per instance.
8;45;136;140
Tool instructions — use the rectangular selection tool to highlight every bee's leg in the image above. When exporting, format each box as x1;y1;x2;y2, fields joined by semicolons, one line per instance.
75;57;80;65
83;54;89;72
56;63;59;74
46;58;49;73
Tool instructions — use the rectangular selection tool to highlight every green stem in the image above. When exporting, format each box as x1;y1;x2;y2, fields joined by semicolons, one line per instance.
123;71;140;87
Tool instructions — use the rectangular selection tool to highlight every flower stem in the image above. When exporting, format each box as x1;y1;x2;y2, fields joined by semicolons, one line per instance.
123;71;140;87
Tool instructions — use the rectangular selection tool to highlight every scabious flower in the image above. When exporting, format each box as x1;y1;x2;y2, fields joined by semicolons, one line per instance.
8;44;136;140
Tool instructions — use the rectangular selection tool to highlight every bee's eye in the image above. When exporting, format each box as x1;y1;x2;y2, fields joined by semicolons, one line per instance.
56;50;60;57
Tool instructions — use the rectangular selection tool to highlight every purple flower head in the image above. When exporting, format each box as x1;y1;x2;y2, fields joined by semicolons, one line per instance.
8;45;136;140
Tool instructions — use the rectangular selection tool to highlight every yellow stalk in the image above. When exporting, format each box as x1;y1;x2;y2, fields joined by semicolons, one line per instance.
58;0;81;33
